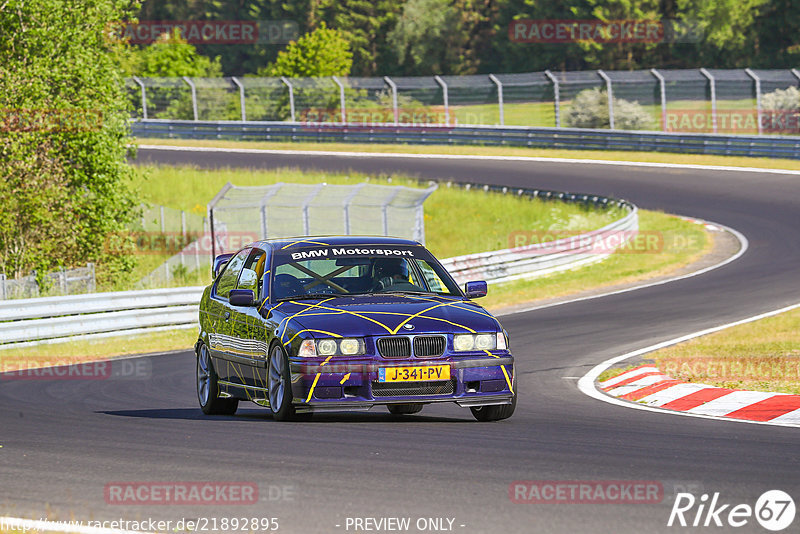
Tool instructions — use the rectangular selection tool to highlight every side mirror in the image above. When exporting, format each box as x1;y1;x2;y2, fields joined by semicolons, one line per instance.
212;253;234;280
464;281;488;299
229;289;255;307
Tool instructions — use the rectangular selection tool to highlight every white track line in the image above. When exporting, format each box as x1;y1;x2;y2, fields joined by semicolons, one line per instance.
137;144;800;176
578;301;800;428
0;516;154;534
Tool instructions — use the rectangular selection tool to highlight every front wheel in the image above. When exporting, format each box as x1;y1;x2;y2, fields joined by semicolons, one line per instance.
197;343;238;416
387;403;423;416
268;344;310;421
470;394;516;421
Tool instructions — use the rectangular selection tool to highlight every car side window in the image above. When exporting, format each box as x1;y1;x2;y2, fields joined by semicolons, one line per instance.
215;248;251;299
237;248;267;297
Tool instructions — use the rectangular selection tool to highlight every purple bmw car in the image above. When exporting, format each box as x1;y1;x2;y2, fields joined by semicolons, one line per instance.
196;236;516;421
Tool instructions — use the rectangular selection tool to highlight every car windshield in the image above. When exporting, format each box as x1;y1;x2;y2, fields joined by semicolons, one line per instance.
270;244;462;301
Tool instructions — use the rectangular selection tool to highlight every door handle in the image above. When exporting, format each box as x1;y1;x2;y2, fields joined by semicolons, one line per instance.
224;311;231;321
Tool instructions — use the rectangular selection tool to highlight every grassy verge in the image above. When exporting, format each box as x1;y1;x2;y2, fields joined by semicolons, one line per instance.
481;210;709;311
133;164;625;262
646;308;800;395
0;329;198;369
135;137;800;171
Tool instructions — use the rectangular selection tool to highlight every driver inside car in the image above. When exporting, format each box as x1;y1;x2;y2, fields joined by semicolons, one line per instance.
371;258;425;292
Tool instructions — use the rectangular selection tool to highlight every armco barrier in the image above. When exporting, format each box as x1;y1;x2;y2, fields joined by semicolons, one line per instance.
0;187;635;347
132;120;800;159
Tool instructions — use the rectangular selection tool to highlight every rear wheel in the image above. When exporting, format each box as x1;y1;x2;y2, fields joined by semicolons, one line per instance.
268;344;310;421
197;343;238;416
387;403;423;415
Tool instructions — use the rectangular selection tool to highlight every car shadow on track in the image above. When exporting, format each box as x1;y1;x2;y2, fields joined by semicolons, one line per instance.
98;408;473;424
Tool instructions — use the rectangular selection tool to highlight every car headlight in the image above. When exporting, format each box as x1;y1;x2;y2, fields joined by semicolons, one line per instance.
454;333;499;352
454;334;476;351
317;339;338;356
309;338;366;357
339;338;362;355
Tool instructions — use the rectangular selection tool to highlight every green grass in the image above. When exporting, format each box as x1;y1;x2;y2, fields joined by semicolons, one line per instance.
480;210;710;310
132;164;625;261
0;329;198;371
135;137;800;171
645;308;800;395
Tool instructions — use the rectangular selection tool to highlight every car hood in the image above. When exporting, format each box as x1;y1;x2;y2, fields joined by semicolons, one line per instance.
277;294;500;338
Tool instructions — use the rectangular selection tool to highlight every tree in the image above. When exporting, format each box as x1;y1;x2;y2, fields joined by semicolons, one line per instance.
260;22;352;77
311;0;401;76
0;0;140;288
126;29;223;77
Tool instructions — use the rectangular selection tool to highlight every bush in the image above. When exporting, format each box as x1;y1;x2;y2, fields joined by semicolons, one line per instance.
566;87;655;130
0;0;139;289
761;86;800;112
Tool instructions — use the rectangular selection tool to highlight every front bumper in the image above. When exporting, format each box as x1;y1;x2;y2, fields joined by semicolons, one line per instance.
289;353;515;412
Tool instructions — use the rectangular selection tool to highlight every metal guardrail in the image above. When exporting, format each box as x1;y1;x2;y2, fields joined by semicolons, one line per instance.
132;120;800;159
442;202;637;284
0;287;204;345
0;185;636;347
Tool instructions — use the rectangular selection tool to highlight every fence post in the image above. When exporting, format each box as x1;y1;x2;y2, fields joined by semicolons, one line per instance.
650;68;667;132
489;74;504;126
792;69;800;84
160;206;166;233
699;68;717;133
544;70;560;128
132;76;148;120
332;76;346;123
182;76;199;121
280;77;296;122
745;68;762;135
382;189;401;236
0;273;5;300
384;76;399;125
180;210;187;270
597;70;614;130
434;76;449;126
231;76;246;121
301;184;325;236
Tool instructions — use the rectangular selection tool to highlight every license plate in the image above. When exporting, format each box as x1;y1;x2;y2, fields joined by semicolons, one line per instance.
378;365;450;382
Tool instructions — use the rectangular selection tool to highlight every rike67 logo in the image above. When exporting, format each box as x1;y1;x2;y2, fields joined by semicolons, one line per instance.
668;490;795;531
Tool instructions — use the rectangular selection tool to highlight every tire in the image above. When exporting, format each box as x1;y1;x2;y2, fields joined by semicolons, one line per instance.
387;403;423;415
197;343;238;416
470;394;516;422
268;344;309;421
470;377;517;422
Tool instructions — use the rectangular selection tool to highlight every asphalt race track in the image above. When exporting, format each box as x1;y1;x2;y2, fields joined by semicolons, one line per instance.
2;147;800;533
